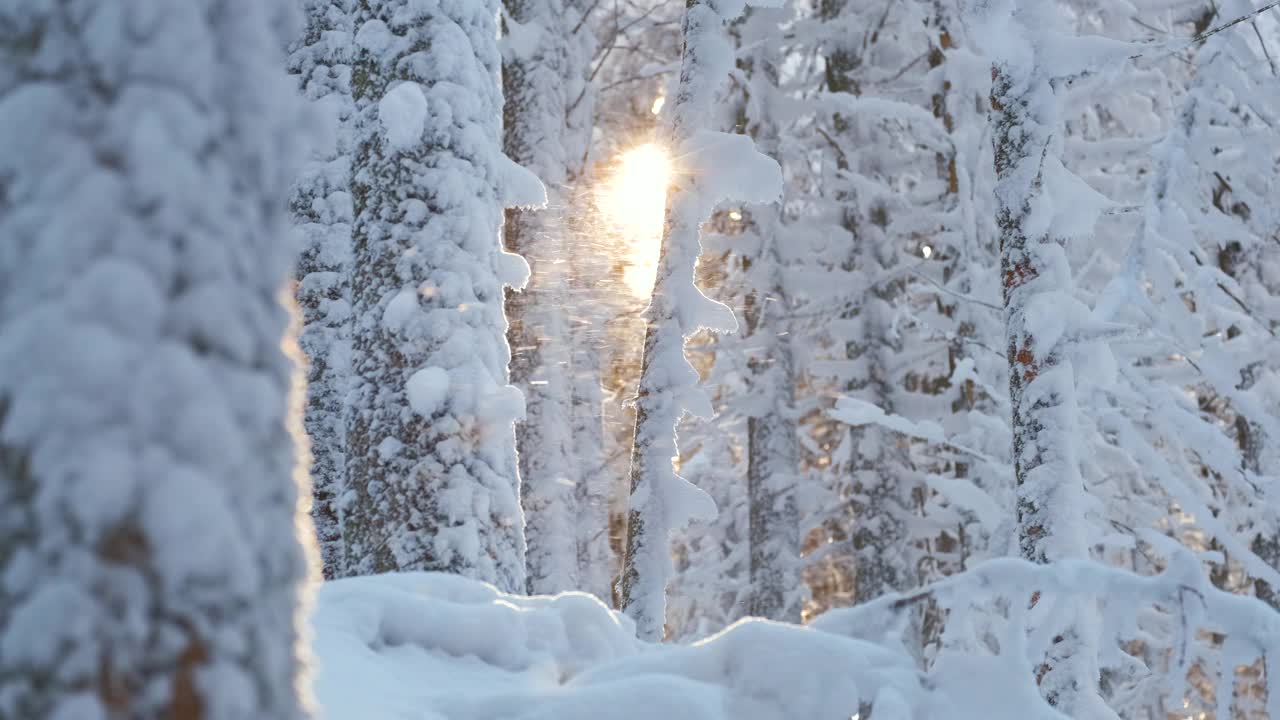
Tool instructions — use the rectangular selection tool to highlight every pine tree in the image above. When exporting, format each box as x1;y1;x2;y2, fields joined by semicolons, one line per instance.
668;6;806;634
291;0;357;581
0;1;313;716
341;0;541;590
890;0;1010;654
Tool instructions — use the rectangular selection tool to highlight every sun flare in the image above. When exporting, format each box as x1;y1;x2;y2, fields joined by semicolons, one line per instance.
598;143;673;297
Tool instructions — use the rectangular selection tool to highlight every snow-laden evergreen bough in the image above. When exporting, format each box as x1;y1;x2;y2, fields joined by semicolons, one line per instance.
1094;16;1280;603
814;547;1280;720
1071;11;1280;710
618;0;784;640
502;0;585;596
341;0;544;590
0;1;313;717
971;0;1280;711
291;0;358;581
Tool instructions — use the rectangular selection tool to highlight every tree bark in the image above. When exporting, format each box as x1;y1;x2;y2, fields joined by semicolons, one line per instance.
0;1;313;716
737;19;801;623
291;0;357;581
989;2;1093;707
619;0;750;639
502;0;582;595
343;0;527;591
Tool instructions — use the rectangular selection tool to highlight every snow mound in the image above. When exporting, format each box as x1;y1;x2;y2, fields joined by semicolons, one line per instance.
406;366;450;417
379;82;428;151
310;573;933;720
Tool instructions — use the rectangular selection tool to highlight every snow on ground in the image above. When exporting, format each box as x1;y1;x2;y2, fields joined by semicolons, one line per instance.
309;557;1280;719
309;573;937;720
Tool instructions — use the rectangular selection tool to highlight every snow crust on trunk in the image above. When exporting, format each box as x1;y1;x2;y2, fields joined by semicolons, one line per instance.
291;0;358;581
341;0;541;591
502;0;585;596
0;1;314;717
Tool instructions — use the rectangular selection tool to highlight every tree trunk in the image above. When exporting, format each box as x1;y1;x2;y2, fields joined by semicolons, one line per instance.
745;339;801;621
619;0;767;639
0;1;313;716
738;19;801;623
291;0;357;581
342;0;529;592
502;0;582;595
989;1;1093;708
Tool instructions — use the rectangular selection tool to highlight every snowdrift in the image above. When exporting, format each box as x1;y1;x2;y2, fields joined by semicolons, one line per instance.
310;573;935;720
310;559;1280;719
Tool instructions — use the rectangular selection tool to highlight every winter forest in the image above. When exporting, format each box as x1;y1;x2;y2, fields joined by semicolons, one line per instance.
4;0;1280;718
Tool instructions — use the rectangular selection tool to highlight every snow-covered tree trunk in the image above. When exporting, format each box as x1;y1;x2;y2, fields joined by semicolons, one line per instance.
845;293;914;607
618;0;781;640
342;0;540;591
291;0;357;581
737;24;801;623
983;0;1099;710
991;9;1083;566
0;1;313;717
502;0;582;595
743;223;800;622
617;0;724;638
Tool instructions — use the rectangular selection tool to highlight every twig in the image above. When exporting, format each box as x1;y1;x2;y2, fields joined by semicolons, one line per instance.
908;268;1004;311
1129;1;1280;60
814;125;850;169
1252;19;1279;76
571;0;604;36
